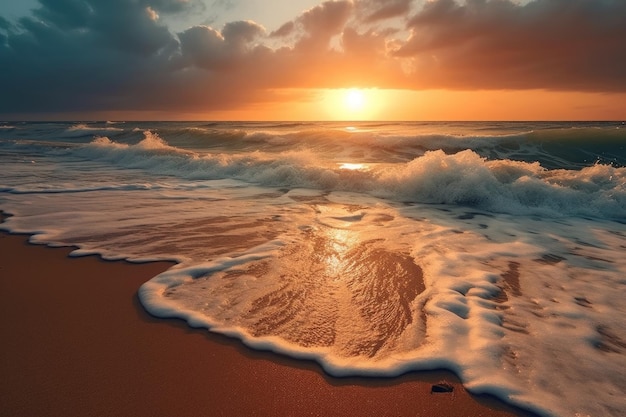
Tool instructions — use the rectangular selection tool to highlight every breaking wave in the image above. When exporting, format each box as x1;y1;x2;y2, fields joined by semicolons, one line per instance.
69;130;626;220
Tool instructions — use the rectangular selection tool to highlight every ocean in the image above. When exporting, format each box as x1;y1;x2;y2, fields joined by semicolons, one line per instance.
1;121;625;416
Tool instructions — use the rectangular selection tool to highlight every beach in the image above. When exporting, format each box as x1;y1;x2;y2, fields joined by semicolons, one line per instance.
0;228;533;417
2;121;624;416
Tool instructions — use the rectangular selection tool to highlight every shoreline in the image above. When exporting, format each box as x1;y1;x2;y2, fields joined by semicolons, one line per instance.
0;225;537;416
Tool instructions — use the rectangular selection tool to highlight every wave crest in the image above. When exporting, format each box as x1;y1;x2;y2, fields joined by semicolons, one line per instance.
79;132;626;220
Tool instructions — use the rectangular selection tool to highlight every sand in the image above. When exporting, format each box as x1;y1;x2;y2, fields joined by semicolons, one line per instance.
0;228;537;417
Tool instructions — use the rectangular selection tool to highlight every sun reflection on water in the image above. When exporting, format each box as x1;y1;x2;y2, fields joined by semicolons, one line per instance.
325;227;357;276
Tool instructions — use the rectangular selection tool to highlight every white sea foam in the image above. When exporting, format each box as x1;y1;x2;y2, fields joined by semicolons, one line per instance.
68;123;124;132
2;186;625;417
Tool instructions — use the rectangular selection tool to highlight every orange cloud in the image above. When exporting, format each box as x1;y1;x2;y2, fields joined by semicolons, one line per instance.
395;0;626;91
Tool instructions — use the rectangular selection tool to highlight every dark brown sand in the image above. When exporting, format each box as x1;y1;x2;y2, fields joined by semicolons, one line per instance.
0;229;536;417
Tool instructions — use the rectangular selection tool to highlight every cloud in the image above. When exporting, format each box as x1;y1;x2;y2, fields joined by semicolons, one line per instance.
270;21;295;38
222;20;265;45
149;0;200;14
1;0;625;117
270;0;353;44
178;20;264;69
394;0;626;91
0;0;180;113
0;16;12;45
178;25;227;68
294;0;354;49
359;0;413;22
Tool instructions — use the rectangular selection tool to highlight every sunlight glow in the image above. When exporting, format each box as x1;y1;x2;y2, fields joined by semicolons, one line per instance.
206;88;626;122
326;228;357;276
345;89;365;112
339;162;368;171
321;88;386;121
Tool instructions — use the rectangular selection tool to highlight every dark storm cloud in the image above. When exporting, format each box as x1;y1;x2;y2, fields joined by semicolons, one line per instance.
0;16;12;45
0;0;180;114
1;0;625;117
148;0;203;14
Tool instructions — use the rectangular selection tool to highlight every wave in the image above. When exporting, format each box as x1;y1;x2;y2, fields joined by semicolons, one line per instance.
144;123;626;169
73;131;626;221
7;121;616;170
64;123;125;138
4;183;166;195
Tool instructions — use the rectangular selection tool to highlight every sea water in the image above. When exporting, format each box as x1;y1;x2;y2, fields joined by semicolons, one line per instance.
1;121;625;417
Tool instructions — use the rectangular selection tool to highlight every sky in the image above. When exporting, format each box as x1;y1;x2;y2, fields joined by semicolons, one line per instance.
1;0;625;121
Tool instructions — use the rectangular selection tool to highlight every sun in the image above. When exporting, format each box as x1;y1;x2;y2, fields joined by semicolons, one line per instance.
320;88;387;120
345;89;365;112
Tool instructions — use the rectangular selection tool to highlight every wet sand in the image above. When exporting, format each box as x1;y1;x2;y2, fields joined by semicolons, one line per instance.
0;229;536;417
